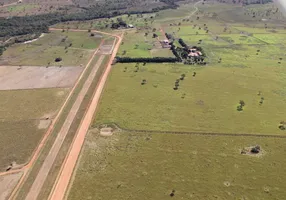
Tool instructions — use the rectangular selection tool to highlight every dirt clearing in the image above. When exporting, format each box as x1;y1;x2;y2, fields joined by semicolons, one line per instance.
0;66;83;90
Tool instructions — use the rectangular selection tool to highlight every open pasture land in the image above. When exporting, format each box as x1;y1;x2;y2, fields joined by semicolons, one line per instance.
93;3;286;136
94;59;286;135
0;31;102;66
0;0;74;17
0;66;83;90
119;31;173;58
68;131;286;200
0;88;69;170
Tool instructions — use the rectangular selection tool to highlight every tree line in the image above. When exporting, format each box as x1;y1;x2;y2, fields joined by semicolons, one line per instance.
115;57;180;63
0;0;181;38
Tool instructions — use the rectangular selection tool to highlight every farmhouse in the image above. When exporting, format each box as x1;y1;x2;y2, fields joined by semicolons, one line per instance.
188;47;202;57
160;39;171;48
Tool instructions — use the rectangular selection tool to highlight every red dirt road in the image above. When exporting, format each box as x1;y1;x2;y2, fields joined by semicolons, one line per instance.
24;55;106;200
49;32;123;200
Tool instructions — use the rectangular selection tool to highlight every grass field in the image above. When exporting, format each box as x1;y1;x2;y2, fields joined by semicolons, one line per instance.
118;30;173;58
0;31;102;66
0;88;69;120
67;1;286;200
94;61;286;135
68;131;286;200
0;88;69;170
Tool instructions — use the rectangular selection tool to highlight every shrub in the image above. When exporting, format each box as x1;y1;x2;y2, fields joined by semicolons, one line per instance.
55;57;62;62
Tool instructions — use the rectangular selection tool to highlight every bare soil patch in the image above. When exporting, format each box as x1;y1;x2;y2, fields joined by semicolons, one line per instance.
0;172;22;200
100;127;113;137
37;119;51;130
0;66;83;90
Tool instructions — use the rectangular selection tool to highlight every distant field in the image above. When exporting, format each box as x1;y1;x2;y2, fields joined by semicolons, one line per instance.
0;88;69;170
0;43;93;66
0;88;69;120
67;1;286;200
0;31;102;66
68;131;286;200
118;31;173;58
94;60;286;135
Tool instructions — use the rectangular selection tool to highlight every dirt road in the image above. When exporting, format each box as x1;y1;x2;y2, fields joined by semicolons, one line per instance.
49;32;123;200
24;53;105;200
0;2;18;8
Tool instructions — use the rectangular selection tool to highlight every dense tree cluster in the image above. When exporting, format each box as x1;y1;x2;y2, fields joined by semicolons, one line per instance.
111;18;127;29
116;57;179;63
0;0;181;38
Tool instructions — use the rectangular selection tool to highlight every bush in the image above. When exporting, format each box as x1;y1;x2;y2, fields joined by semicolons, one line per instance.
55;57;62;62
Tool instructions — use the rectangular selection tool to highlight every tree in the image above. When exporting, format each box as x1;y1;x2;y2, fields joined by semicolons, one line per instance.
153;33;158;38
239;100;245;107
55;57;62;62
141;79;147;85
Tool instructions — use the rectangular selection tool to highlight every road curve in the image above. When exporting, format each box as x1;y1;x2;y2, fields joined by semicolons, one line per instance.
49;32;123;200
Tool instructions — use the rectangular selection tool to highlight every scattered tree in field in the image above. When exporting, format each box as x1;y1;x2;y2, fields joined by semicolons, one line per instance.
259;97;264;105
193;72;197;77
141;79;147;85
180;74;186;80
153;33;158;38
55;57;62;62
90;33;95;37
237;100;245;111
250;145;260;154
279;121;286;130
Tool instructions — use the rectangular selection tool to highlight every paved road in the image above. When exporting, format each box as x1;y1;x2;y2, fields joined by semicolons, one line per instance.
49;31;123;200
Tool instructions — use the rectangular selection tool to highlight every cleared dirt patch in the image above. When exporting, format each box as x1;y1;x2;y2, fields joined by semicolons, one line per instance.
0;172;22;200
37;119;51;130
0;66;83;90
100;127;113;137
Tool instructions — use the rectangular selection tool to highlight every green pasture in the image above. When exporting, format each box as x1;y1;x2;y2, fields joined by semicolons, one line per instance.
0;44;93;66
94;55;286;134
218;34;264;45
33;31;102;49
69;131;286;200
119;32;155;57
253;34;286;44
0;120;46;171
180;34;229;46
5;4;38;14
0;88;69;170
0;88;69;120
